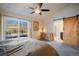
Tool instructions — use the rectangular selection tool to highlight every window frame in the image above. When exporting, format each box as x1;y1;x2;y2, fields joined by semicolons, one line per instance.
2;16;30;40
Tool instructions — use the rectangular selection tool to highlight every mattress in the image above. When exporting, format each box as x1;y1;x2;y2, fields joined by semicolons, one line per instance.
24;39;59;56
0;38;59;56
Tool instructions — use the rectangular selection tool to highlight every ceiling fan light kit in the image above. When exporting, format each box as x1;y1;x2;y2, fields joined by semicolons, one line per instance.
35;9;41;14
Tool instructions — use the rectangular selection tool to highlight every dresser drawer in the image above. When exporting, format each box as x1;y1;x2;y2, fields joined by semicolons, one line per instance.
7;45;28;56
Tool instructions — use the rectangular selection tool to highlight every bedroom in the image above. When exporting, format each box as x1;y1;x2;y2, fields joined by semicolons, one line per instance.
0;3;79;56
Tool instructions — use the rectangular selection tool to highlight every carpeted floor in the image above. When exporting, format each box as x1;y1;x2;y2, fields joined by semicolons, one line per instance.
46;40;79;56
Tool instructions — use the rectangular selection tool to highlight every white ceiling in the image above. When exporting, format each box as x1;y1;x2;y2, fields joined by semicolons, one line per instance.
0;3;70;21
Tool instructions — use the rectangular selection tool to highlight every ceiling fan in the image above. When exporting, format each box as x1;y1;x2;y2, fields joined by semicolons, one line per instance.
29;3;50;15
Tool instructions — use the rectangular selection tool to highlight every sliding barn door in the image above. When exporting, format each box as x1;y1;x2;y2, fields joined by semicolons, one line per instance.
63;16;78;46
77;16;79;46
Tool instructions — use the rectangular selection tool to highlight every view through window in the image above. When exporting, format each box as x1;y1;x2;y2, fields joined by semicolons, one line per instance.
3;16;29;40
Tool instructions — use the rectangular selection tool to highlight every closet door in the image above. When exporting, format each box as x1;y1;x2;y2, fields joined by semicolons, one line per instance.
77;16;79;46
63;16;78;46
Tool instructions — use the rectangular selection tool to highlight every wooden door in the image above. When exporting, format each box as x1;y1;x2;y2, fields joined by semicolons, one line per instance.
63;16;78;46
77;16;79;46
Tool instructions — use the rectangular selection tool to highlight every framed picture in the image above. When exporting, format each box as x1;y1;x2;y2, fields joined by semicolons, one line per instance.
33;21;39;31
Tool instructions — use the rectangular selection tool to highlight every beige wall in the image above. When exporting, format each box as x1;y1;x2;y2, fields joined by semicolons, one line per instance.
0;14;44;40
0;14;1;40
53;20;63;40
44;4;79;34
43;4;79;47
31;20;44;39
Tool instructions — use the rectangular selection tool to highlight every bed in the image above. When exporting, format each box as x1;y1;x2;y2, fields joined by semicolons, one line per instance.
24;39;59;56
0;38;59;56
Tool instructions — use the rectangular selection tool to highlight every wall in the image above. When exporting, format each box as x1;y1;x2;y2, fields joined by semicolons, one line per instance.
0;15;1;40
53;20;63;40
44;4;79;33
0;15;44;40
31;20;44;39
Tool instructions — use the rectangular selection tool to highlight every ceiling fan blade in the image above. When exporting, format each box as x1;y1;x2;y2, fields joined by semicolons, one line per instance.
39;3;43;8
30;11;35;14
29;7;34;9
39;12;42;15
41;9;50;11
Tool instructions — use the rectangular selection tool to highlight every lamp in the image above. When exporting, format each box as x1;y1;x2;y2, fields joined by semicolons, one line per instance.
35;9;41;14
35;6;41;14
39;28;46;34
39;28;47;40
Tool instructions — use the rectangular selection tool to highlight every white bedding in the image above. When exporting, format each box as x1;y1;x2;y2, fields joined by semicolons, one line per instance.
24;39;48;53
23;38;59;56
2;38;59;56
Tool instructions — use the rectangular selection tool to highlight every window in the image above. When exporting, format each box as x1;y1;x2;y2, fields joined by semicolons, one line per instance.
5;18;18;39
19;20;28;37
3;16;30;40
